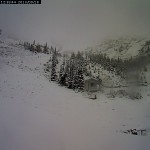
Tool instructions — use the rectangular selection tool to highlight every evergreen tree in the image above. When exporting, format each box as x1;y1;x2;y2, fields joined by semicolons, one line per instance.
51;50;57;81
72;69;78;89
36;44;41;53
59;64;66;85
64;60;70;87
33;40;35;45
30;44;35;52
43;42;49;54
77;69;84;91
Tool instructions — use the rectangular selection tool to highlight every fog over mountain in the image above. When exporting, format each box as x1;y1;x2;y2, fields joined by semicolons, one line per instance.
0;0;150;51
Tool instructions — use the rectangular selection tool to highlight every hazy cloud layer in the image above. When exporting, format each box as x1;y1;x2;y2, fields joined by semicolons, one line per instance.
0;0;150;51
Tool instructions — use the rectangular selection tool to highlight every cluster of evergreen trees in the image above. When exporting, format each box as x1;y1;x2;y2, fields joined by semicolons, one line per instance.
87;53;125;77
86;50;149;81
50;51;85;91
22;41;49;54
46;40;150;89
49;49;148;90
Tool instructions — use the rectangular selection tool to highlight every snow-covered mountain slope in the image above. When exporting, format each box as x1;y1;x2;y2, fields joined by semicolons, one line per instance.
1;35;150;150
85;63;125;87
0;35;50;74
85;37;148;59
83;37;150;87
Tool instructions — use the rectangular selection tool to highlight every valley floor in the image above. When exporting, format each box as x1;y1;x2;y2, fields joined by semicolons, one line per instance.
0;41;150;150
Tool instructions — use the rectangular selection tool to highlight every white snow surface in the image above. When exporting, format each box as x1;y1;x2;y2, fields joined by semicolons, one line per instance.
0;36;150;150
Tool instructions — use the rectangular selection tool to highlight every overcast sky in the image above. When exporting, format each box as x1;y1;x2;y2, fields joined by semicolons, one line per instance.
0;0;150;51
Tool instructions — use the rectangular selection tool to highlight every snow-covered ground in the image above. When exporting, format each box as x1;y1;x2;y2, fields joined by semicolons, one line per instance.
0;36;150;150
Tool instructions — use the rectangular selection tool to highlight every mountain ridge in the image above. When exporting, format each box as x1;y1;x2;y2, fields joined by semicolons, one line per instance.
85;37;150;60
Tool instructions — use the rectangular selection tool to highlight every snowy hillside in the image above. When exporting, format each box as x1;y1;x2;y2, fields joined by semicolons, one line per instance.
85;37;148;59
1;35;150;150
82;37;150;87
